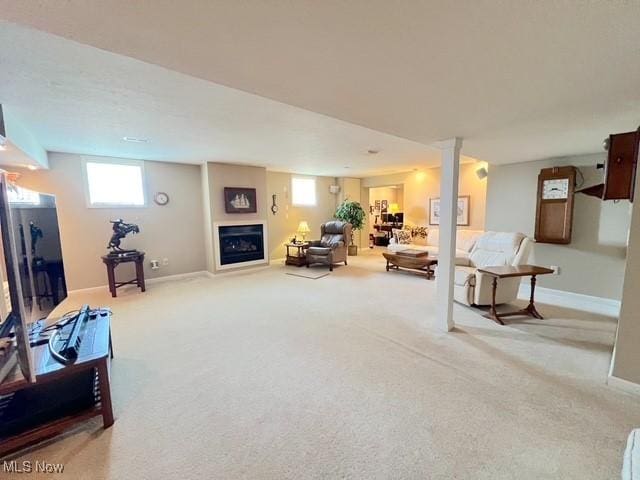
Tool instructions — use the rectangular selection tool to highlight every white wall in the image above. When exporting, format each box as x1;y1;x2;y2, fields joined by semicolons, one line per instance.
205;162;268;273
266;172;337;259
8;153;206;290
486;153;630;300
362;163;487;231
203;164;341;267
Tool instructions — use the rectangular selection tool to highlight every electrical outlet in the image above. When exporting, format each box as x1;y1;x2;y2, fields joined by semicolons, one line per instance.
550;265;560;275
162;258;169;266
150;259;160;270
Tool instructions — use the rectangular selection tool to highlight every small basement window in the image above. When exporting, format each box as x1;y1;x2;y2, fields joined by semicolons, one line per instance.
291;177;316;206
84;160;145;207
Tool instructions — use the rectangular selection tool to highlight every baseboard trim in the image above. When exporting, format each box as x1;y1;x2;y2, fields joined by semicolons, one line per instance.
68;270;209;295
607;375;640;396
68;285;107;295
518;284;620;317
206;264;272;277
145;271;209;285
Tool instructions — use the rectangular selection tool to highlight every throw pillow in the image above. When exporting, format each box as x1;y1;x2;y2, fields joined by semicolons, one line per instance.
411;226;428;239
410;226;428;246
393;228;412;245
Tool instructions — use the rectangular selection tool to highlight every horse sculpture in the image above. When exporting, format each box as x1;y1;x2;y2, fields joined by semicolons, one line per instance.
107;219;140;254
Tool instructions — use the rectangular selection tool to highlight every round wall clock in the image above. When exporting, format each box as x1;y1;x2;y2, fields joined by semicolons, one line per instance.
154;192;170;206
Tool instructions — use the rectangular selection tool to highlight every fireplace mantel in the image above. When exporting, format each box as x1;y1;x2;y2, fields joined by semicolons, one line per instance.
213;220;268;271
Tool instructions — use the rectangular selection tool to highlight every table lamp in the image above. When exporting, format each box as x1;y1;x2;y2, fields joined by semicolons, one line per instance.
388;203;400;224
297;221;311;242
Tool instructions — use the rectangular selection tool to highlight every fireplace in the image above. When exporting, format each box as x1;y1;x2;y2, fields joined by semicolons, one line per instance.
214;222;267;269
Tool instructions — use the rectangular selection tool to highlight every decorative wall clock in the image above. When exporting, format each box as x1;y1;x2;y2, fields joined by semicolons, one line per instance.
271;194;278;215
154;192;170;206
534;166;576;244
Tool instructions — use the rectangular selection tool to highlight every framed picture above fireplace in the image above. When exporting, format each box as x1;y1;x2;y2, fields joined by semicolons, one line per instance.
224;187;257;214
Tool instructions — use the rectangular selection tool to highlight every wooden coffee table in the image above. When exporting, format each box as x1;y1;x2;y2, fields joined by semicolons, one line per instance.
383;250;437;279
477;265;554;325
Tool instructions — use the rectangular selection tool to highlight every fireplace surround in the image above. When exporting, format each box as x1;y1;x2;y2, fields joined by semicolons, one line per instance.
213;221;268;270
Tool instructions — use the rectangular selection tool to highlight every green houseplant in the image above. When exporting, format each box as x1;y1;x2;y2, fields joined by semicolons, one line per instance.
335;200;366;256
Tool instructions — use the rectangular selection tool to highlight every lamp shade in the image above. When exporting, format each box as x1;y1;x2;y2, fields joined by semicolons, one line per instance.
388;203;400;214
297;221;311;234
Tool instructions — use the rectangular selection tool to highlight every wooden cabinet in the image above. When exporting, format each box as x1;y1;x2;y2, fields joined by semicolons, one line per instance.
534;166;577;244
603;128;639;201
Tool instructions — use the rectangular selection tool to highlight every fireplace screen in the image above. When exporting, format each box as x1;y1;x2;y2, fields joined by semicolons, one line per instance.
218;224;265;266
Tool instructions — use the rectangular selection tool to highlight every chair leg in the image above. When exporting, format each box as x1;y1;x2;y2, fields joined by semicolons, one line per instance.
344;258;348;265
329;264;333;272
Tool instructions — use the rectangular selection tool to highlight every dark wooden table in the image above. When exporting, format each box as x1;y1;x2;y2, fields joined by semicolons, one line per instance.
101;251;146;297
477;264;554;325
285;243;309;267
383;250;437;279
0;311;113;456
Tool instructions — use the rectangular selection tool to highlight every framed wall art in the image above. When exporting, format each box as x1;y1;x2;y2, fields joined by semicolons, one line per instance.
224;187;258;214
429;195;470;226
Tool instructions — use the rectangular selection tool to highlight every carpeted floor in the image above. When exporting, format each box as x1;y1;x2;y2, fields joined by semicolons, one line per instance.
10;250;640;479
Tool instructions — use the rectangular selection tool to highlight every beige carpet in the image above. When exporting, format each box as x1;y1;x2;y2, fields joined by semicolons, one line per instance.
10;250;640;479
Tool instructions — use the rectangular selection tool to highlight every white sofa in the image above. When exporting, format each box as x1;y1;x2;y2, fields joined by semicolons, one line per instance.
389;228;531;306
388;228;484;266
451;232;531;306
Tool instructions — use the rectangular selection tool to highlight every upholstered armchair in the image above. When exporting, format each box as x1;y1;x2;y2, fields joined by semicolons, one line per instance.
451;232;532;306
306;221;352;271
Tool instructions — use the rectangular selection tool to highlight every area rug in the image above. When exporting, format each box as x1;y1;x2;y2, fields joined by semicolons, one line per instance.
285;270;330;280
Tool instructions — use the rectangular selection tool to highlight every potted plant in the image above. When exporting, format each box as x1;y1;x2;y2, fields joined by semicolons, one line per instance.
335;200;366;256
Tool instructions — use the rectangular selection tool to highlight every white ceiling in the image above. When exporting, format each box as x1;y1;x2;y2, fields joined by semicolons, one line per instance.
0;22;454;177
1;1;640;171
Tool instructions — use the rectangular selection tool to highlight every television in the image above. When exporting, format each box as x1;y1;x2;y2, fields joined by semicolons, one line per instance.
0;174;68;383
382;212;403;224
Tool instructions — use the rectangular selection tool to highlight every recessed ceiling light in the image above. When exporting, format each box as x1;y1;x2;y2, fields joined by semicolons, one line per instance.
122;136;149;143
367;149;379;155
26;165;38;171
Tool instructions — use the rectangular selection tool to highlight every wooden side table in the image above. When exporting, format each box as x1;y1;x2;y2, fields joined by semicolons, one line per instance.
101;251;146;297
477;265;554;325
285;243;309;267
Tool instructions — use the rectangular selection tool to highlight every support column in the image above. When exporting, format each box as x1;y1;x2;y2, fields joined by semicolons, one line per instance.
435;138;462;331
201;163;214;273
609;167;640;387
